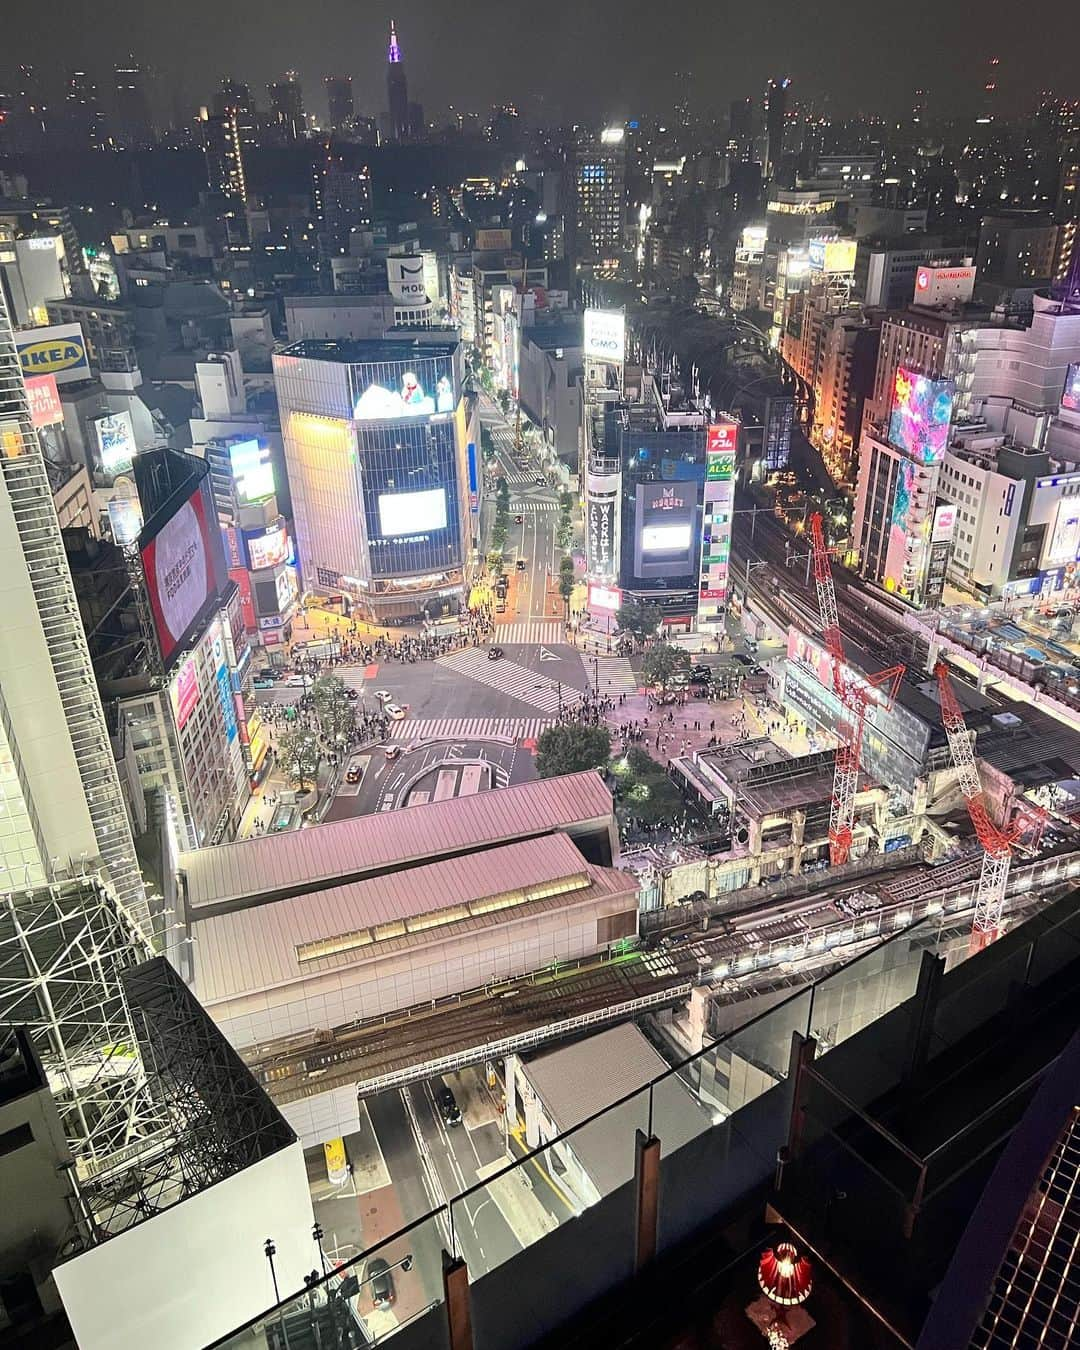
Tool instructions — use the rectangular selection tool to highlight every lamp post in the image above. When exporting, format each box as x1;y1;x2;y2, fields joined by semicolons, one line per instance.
264;1237;280;1303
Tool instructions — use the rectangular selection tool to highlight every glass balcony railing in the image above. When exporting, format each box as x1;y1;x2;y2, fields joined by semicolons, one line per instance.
208;903;996;1350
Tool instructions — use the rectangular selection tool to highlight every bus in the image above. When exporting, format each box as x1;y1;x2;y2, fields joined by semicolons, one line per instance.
323;1136;349;1186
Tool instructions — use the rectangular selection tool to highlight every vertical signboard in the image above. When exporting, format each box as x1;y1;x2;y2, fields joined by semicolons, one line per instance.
23;374;64;428
698;423;737;629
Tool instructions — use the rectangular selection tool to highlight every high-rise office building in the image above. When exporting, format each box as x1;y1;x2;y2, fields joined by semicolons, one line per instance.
764;76;790;180
112;56;154;148
316;147;372;255
202;109;248;205
213;77;258;150
0;282;146;917
0;270;159;1168
387;20;409;141
64;69;107;150
269;71;304;142
325;75;354;131
574;127;627;263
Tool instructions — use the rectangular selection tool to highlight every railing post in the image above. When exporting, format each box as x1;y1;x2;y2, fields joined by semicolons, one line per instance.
442;1251;473;1350
634;1128;661;1273
786;1032;817;1165
904;950;945;1084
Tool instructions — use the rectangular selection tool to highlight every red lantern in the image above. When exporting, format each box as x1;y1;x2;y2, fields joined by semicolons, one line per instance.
758;1242;813;1306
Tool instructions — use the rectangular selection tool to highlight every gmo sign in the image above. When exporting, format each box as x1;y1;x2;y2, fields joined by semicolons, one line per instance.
583;309;625;364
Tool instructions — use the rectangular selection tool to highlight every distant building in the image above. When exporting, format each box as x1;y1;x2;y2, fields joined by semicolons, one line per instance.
324;74;354;131
763;77;790;181
202;110;248;206
111;57;154;148
268;72;304;142
574;127;627;265
386;20;409;141
976;210;1059;286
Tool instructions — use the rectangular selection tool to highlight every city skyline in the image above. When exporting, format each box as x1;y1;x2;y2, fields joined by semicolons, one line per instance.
4;0;1079;127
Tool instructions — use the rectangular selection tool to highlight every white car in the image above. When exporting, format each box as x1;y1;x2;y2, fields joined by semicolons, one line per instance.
373;690;393;703
385;704;408;721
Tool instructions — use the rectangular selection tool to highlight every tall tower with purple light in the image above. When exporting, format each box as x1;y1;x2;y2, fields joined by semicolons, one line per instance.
387;19;409;141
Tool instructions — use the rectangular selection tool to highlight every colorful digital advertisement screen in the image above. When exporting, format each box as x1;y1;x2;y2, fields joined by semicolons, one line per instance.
140;485;221;669
377;487;448;537
888;367;955;465
244;524;289;572
229;439;275;503
94;410;136;476
353;368;454;420
1063;362;1080;414
633;482;697;579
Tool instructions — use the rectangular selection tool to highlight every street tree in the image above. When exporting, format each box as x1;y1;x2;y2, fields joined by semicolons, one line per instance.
535;724;612;779
277;727;321;792
616;597;662;644
558;567;575;616
641;641;689;694
311;673;356;743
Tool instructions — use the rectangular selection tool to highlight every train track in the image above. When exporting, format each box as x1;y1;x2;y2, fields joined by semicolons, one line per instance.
241;848;1080;1108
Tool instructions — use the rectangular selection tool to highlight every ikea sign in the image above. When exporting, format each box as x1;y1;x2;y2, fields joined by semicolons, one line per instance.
16;323;90;386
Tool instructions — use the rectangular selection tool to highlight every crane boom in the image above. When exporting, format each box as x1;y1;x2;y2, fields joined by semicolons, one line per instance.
934;661;1021;948
808;514;905;866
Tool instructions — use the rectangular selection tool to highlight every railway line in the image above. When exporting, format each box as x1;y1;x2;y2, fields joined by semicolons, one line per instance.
241;848;1080;1105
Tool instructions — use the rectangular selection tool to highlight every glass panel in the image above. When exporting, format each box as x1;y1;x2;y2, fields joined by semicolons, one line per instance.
450;1084;649;1279
209;1210;449;1350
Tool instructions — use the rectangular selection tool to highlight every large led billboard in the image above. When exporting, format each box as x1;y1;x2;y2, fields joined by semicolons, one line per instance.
808;239;857;274
377;487;448;537
1046;500;1080;568
140;483;224;669
229;439;275;503
888;367;955;465
353;368;454;420
633;482;697;579
244;523;289;572
93;410;136;476
583;309;626;364
1062;362;1080;414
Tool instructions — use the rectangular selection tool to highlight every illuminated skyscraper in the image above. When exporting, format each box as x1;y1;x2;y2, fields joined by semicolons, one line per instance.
387;19;409;142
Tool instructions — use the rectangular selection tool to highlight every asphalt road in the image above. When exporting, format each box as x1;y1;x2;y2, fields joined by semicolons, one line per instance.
482;401;563;621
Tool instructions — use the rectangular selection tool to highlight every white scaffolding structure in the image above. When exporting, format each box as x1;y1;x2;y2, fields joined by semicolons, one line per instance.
0;876;164;1173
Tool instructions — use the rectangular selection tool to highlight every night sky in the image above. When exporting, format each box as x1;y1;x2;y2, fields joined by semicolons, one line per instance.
3;0;1077;125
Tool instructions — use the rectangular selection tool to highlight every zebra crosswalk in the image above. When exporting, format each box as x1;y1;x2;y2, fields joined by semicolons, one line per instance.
500;467;535;485
641;951;680;978
592;656;639;695
492;620;566;645
509;500;558;512
437;647;581;715
386;716;555;742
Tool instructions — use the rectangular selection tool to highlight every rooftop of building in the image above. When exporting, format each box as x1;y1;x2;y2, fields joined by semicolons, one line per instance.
191;831;637;1008
178;770;617;916
524;315;583;350
275;332;460;365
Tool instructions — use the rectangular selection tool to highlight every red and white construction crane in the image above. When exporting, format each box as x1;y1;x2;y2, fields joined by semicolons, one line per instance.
808;513;905;866
933;660;1046;951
